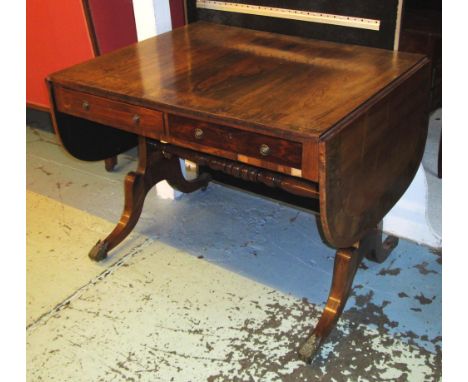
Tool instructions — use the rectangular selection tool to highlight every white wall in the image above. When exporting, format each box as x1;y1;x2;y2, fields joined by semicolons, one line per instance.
153;0;173;35
132;0;158;41
383;165;441;248
132;0;183;200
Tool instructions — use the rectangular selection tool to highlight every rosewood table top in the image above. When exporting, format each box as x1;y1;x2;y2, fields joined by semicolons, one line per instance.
50;22;425;140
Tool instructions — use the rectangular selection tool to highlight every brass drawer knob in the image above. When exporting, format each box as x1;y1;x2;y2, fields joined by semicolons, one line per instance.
82;101;90;111
259;144;271;156
194;128;204;140
133;114;140;125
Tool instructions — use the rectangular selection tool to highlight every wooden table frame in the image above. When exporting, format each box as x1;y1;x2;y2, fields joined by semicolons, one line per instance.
47;22;430;362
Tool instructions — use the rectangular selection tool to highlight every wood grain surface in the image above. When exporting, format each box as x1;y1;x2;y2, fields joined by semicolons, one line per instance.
167;114;302;168
49;22;425;140
55;85;164;140
48;21;430;247
318;58;431;248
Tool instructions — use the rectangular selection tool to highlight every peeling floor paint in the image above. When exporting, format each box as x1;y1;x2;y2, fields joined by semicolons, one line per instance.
27;234;440;381
26;127;441;381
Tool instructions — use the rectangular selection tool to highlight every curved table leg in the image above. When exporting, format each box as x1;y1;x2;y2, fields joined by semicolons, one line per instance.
163;153;212;193
89;138;211;261
298;225;398;363
361;223;399;264
104;156;118;172
298;247;362;363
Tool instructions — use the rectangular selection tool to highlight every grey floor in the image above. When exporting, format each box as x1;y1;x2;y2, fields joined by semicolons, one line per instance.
26;111;442;381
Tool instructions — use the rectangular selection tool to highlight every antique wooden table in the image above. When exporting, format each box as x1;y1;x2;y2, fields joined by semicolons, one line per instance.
47;22;430;362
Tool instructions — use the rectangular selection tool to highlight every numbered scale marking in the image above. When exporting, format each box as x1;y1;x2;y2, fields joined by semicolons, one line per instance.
196;0;381;31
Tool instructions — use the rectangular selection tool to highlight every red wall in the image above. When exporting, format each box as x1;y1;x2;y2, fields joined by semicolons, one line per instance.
27;0;187;109
87;0;138;54
170;0;186;29
26;0;95;109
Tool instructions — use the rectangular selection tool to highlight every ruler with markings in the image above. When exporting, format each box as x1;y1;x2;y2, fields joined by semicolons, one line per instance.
196;0;381;31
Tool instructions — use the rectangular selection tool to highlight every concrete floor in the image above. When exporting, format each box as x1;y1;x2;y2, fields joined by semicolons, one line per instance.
26;118;441;381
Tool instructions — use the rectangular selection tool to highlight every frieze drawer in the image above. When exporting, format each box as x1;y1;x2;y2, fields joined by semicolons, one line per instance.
54;85;164;139
167;115;302;169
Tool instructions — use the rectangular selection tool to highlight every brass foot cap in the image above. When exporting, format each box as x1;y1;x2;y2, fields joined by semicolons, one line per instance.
88;240;109;262
298;334;321;364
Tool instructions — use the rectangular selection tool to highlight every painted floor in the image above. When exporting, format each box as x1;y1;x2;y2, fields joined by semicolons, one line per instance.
26;126;441;381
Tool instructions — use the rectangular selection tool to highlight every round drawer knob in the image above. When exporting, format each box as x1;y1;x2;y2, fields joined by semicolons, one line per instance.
82;101;90;111
259;144;271;156
194;128;204;140
133;114;140;125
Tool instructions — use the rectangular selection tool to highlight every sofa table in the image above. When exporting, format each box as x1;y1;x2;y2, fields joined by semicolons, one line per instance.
47;22;430;362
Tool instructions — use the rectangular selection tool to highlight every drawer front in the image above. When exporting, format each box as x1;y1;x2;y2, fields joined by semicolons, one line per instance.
167;115;302;169
54;86;164;139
